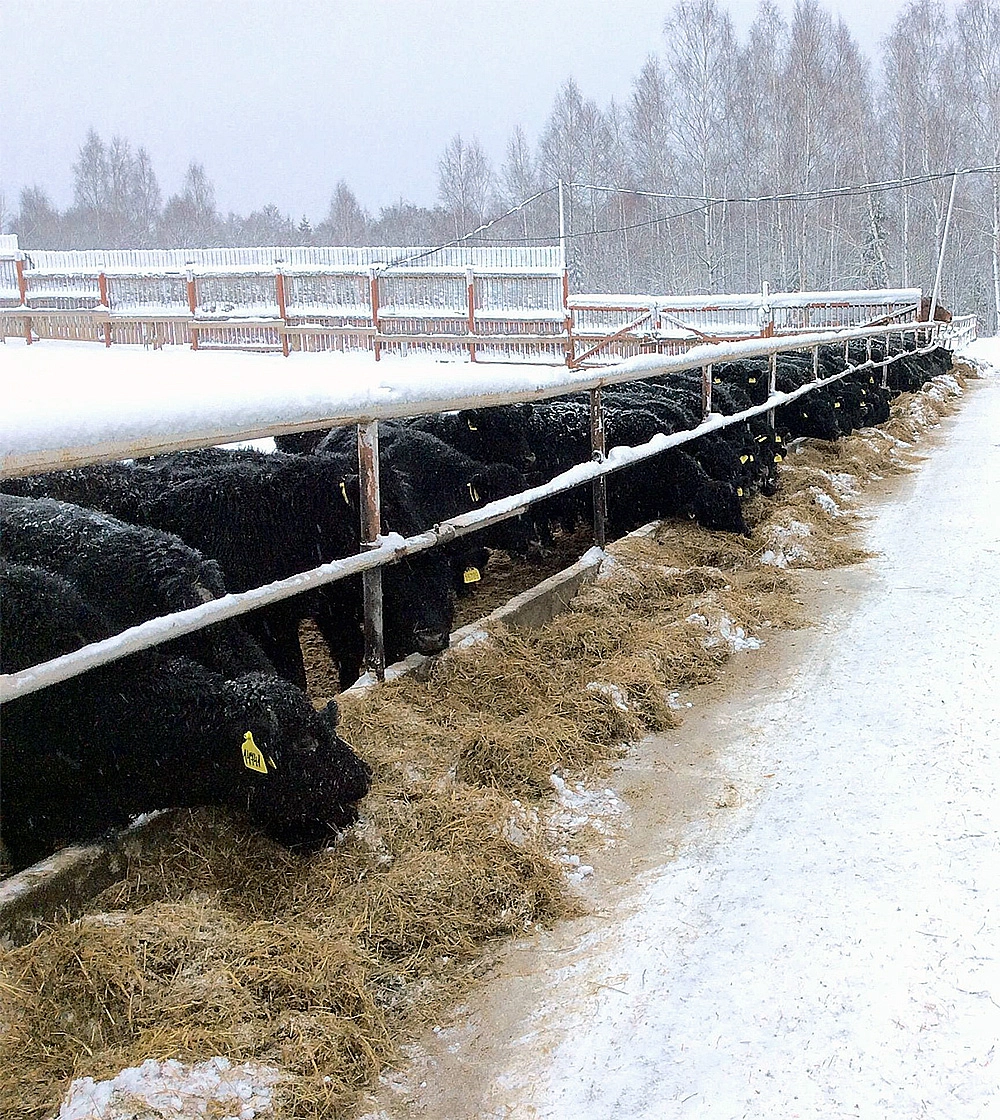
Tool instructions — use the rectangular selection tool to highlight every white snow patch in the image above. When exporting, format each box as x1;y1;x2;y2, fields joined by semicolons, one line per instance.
596;554;619;581
809;485;842;516
585;681;630;712
761;518;813;568
685;611;761;652
578;545;607;569
219;437;276;453
547;773;629;879
56;1057;283;1120
819;469;859;498
454;628;490;650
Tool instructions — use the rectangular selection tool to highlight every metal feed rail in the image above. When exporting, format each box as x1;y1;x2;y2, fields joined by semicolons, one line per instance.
0;318;972;703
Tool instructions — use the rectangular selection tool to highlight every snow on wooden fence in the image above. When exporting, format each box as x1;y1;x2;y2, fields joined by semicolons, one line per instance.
0;316;973;704
1;240;921;364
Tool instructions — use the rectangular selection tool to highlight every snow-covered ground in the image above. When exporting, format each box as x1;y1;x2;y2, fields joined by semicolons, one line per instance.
371;341;1000;1119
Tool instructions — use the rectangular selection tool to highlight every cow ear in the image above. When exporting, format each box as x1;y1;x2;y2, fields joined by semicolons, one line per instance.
469;468;492;502
518;402;534;417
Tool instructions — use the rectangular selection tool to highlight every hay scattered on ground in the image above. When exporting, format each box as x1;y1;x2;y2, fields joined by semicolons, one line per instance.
0;365;974;1120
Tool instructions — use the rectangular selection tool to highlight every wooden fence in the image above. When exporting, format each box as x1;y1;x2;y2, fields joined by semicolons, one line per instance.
1;243;922;365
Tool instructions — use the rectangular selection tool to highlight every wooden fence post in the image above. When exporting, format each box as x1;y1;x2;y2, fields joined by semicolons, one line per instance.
563;268;575;366
358;420;385;679
701;364;713;420
466;267;477;362
275;269;290;357
15;256;31;344
767;352;778;432
590;387;607;549
369;268;382;361
186;269;199;351
98;272;112;347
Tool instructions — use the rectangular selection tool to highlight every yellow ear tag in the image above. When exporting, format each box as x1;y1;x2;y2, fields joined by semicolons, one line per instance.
340;481;350;505
714;377;721;384
749;454;755;462
467;419;478;431
737;487;744;497
241;731;269;774
774;454;783;462
740;455;749;464
467;482;480;503
834;401;841;408
748;377;757;384
463;566;481;584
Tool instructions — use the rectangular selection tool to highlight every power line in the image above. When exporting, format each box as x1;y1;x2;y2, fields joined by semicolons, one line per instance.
570;164;1000;207
375;184;560;272
373;164;1000;261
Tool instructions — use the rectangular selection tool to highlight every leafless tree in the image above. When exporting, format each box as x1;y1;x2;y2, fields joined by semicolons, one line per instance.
664;0;737;292
316;180;369;245
14;186;64;248
159;163;220;247
437;134;496;237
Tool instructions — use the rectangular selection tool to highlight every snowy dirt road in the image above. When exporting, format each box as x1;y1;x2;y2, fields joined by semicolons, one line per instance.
366;358;1000;1120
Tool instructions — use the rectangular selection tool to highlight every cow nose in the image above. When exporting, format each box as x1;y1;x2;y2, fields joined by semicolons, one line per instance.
414;628;450;654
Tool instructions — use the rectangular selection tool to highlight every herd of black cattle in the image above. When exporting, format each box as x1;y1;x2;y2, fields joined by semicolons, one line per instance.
0;337;954;871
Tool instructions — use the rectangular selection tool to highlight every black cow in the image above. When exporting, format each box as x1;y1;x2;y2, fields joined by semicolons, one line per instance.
0;560;372;872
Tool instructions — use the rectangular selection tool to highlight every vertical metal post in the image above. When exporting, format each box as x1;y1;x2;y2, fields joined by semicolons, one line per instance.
186;269;199;351
97;271;112;347
562;268;575;366
767;352;778;432
589;387;607;550
812;345;819;382
558;179;575;367
466;267;477;362
929;169;958;322
865;336;872;365
369;268;381;361
15;256;31;344
358;420;385;680
701;364;713;420
275;269;290;357
558;177;567;264
760;281;773;337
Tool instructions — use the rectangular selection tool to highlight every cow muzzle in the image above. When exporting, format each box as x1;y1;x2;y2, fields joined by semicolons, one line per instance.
414;628;450;655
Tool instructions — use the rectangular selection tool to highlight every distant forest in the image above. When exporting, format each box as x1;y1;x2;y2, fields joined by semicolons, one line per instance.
7;0;1000;327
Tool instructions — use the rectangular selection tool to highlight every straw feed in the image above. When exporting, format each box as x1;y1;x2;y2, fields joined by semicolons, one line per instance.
0;366;973;1120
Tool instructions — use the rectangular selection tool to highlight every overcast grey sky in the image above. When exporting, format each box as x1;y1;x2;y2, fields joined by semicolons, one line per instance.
1;0;964;221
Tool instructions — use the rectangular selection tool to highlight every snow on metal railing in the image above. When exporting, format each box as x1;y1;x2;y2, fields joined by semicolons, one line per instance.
0;320;960;703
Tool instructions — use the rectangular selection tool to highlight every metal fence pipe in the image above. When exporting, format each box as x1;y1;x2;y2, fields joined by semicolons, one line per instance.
767;352;778;432
1;321;954;480
590;387;608;550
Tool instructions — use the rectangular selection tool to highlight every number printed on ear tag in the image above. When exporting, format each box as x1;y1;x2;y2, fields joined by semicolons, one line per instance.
241;731;269;774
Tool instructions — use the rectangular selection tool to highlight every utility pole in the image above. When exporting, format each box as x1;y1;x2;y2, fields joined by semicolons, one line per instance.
929;169;958;321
